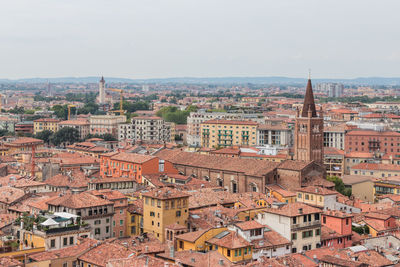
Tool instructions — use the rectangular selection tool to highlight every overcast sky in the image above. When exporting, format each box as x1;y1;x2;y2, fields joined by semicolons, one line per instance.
1;0;400;79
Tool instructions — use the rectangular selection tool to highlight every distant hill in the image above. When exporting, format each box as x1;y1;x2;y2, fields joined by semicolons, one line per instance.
1;76;400;85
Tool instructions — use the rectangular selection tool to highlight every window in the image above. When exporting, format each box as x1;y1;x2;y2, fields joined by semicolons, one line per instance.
120;230;123;237
106;226;109;233
94;220;101;225
302;230;313;238
176;211;181;217
179;241;184;249
292;233;297;240
315;214;320;221
120;220;123;226
293;217;297;224
113;221;116;226
150;212;155;217
120;209;123;214
323;216;326;224
69;236;74;245
315;229;320;236
95;228;101;235
131;226;136;234
50;239;56;248
346;218;349;225
292;248;297;253
63;237;68;246
63;263;68;267
227;249;231;257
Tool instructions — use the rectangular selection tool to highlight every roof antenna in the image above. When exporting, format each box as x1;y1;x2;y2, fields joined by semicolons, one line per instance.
308;69;311;80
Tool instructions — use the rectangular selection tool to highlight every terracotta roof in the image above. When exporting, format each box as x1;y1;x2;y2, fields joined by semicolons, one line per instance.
5;137;43;146
235;220;264;231
267;184;296;197
47;192;112;209
0;186;26;204
158;250;234;267
264;203;321;217
107;255;179;267
252;228;291;249
352;162;400;171
78;242;136;267
324;147;345;156
342;175;373;185
0;257;22;267
347;130;400;136
277;160;314;171
59;119;89;125
142;187;189;200
297;186;337;196
29;238;99;261
156;149;280;177
34;118;60;122
345;152;375;158
207;231;251;249
110;152;156;164
176;228;210;242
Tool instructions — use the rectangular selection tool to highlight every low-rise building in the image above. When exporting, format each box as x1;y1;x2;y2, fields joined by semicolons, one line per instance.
320;210;353;249
257;124;292;147
47;192;114;240
33;118;60;135
142;187;189;242
257;203;322;253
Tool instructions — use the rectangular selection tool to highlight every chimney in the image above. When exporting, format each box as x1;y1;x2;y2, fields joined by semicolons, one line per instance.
191;258;195;263
219;259;224;265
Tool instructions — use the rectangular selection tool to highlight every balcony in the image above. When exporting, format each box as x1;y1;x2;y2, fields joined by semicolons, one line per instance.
292;220;321;230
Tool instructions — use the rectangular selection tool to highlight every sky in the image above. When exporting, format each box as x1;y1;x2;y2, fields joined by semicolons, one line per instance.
1;0;400;79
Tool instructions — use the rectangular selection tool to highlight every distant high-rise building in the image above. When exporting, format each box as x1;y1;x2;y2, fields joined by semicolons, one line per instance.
99;76;106;104
316;83;344;98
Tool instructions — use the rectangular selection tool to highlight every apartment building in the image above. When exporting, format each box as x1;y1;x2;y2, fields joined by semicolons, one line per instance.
345;130;400;153
47;192;114;240
321;210;353;249
350;162;400;179
58;119;90;139
33;118;60;135
142;187;189;242
15;212;91;251
324;124;346;150
133;116;172;143
324;147;345;177
200;120;258;148
257;124;293;147
89;114;126;137
257;203;321;253
100;151;177;183
187;111;263;146
118;123;134;143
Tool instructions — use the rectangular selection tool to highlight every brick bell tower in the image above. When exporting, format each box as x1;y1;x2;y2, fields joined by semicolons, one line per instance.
294;74;324;163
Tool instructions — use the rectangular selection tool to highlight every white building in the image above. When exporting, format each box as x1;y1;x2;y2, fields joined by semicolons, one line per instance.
257;203;322;253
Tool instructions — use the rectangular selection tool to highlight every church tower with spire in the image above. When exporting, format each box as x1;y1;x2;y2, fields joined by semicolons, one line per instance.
294;75;324;163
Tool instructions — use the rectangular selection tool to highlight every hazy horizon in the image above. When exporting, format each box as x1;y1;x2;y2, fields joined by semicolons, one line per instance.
2;0;400;79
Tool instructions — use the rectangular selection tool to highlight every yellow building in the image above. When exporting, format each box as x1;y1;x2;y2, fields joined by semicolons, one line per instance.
206;231;253;263
200;120;258;148
4;137;44;157
266;185;297;203
296;186;337;208
33;118;60;135
126;199;143;236
176;227;227;252
142;187;189;242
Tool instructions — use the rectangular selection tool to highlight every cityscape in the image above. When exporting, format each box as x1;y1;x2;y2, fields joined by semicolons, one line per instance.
2;1;400;267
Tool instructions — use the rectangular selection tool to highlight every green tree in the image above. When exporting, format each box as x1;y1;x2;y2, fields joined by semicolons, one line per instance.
327;176;352;197
51;127;80;147
51;105;68;119
35;130;53;145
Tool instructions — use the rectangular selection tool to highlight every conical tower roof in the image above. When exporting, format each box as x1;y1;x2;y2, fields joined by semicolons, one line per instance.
301;78;317;117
